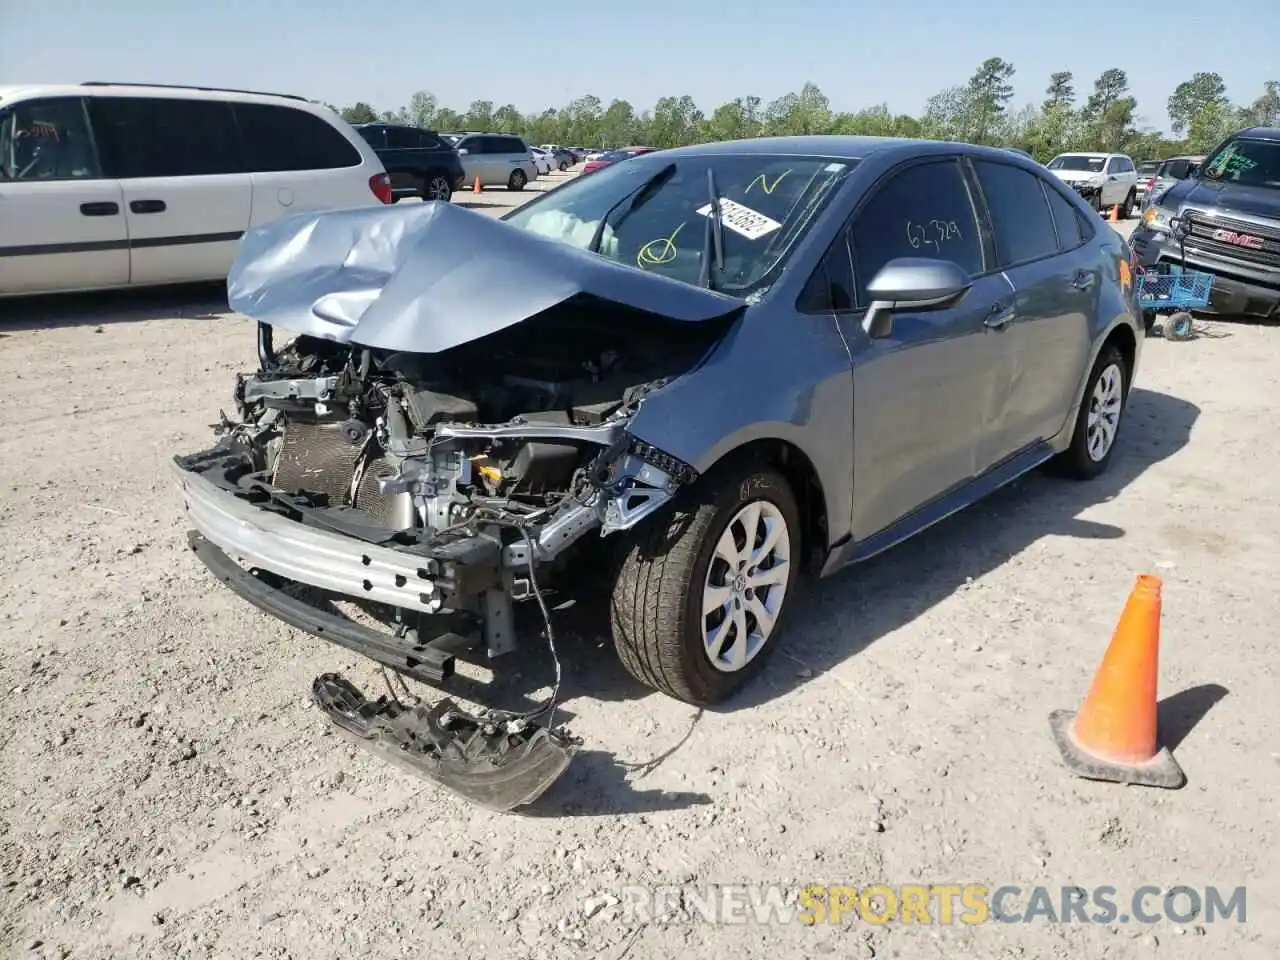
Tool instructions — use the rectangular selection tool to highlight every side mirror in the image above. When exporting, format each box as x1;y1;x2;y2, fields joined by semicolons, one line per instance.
862;258;972;338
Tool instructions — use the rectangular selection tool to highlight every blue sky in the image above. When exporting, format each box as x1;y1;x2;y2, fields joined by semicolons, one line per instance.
1;0;1275;134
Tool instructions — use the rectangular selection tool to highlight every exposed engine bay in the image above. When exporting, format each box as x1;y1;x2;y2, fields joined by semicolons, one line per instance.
173;299;734;808
218;301;718;547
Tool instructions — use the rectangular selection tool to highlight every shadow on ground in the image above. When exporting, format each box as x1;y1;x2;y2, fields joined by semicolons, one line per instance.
1158;682;1229;752
542;386;1200;713
0;282;230;332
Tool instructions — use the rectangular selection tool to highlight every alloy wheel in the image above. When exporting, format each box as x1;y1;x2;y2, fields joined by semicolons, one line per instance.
701;501;792;673
1086;362;1124;461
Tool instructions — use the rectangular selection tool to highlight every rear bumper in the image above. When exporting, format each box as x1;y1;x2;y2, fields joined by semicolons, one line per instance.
1131;228;1280;319
172;461;448;614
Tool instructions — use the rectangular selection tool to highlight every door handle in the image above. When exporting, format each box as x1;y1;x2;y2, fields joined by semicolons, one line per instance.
129;199;166;214
984;303;1015;329
1072;271;1097;290
80;201;119;216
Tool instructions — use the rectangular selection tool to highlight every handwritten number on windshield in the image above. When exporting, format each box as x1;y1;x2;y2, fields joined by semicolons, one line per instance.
906;219;962;251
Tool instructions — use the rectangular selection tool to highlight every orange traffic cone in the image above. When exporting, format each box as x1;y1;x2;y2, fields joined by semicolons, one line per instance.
473;175;483;193
1109;204;1120;222
1048;574;1186;788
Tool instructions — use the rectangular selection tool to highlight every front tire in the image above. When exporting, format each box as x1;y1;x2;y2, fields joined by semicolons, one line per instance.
1053;343;1128;480
508;169;527;191
610;464;801;706
1120;189;1136;219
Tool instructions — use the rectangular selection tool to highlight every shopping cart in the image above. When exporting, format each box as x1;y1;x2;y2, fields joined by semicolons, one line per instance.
1135;216;1214;341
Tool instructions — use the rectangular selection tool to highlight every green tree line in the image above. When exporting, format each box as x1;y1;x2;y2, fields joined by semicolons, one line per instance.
333;61;1280;163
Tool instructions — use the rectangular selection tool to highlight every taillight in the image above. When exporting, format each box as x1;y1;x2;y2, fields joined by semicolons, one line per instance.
368;173;393;204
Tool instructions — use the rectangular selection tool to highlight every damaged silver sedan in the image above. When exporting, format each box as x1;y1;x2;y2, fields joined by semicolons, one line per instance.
174;137;1144;809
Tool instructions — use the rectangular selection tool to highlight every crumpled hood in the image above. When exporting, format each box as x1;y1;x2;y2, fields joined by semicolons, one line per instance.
226;201;745;354
1161;178;1280;221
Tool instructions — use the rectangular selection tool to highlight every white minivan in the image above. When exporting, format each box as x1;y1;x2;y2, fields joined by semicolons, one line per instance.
0;82;392;298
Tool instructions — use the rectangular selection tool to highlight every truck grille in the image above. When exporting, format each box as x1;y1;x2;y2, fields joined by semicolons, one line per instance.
271;421;363;502
1182;212;1280;271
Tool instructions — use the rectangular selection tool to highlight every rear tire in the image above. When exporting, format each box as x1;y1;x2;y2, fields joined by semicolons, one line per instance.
423;174;453;203
1052;343;1129;480
610;462;801;706
508;169;527;191
1120;189;1136;219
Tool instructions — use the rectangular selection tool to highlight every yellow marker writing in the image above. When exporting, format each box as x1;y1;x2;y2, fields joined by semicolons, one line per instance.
637;222;686;268
745;170;791;194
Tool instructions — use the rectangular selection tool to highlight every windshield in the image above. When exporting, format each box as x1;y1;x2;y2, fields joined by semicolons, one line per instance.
502;152;855;294
1199;137;1280;189
1138;160;1161;175
1048;155;1105;172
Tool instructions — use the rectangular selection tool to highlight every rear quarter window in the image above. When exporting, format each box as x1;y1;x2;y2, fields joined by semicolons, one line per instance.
234;103;362;172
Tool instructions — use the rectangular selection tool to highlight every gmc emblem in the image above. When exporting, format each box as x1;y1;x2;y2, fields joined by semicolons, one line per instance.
1211;228;1265;250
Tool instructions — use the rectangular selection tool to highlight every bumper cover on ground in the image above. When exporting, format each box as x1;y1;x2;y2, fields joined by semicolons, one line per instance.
311;674;577;811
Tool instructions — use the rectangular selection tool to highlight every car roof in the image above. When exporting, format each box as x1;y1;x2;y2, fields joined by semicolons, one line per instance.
0;81;314;108
1235;126;1280;141
652;135;1066;166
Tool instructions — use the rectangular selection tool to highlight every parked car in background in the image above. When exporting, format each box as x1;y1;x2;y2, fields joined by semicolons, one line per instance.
530;147;554;176
1046;152;1139;216
1132;127;1280;319
1134;159;1160;206
0;81;390;298
1138;155;1204;211
584;149;607;162
353;122;466;202
581;146;655;174
538;144;575;170
176;135;1143;807
451;132;538;191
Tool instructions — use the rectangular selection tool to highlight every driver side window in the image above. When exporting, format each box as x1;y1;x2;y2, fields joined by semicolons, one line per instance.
849;159;983;308
0;97;101;182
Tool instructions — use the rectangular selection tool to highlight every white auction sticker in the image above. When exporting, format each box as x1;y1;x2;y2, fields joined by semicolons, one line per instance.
695;197;782;241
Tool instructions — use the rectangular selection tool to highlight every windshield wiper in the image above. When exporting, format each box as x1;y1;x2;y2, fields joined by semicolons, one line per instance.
698;167;725;290
587;162;676;254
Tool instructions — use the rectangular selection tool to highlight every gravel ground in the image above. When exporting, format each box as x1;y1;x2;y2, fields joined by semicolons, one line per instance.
1;208;1277;960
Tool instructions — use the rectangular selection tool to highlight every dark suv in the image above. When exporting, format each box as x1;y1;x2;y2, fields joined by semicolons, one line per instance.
352;123;466;203
1131;127;1280;319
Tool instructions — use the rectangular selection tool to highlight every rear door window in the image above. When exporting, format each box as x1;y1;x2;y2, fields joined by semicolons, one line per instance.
972;160;1060;266
89;97;243;179
385;126;420;149
0;96;101;181
233;103;361;172
1043;183;1086;250
849;159;984;305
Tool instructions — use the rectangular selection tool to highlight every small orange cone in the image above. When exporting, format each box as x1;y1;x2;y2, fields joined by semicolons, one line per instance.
1109;204;1120;222
473;175;483;193
1049;574;1186;789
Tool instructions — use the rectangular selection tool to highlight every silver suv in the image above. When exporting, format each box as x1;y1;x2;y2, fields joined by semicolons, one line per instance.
453;133;537;191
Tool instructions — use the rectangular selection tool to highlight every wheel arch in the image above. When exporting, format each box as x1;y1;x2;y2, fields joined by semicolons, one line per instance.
693;438;831;575
1057;319;1139;450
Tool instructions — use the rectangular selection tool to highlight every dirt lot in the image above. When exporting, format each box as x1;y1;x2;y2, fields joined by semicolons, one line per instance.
1;198;1277;960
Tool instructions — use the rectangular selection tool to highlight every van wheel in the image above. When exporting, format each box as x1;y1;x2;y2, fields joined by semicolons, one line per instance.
508;169;527;191
610;461;801;706
423;174;453;202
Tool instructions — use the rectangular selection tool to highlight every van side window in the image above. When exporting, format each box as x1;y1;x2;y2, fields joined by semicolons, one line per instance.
233;103;362;172
89;97;242;179
0;97;101;182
